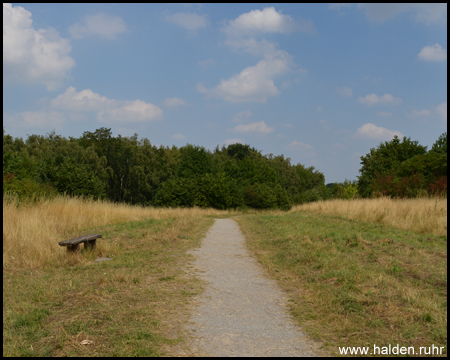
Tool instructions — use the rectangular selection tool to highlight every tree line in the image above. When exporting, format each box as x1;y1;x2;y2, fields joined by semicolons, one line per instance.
3;128;446;209
3;127;328;209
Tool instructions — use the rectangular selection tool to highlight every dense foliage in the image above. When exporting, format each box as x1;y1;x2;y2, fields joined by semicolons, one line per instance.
3;128;329;209
358;133;447;198
4;128;446;206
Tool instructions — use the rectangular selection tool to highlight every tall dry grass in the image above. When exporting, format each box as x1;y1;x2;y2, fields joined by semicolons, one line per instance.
291;197;447;236
3;194;233;269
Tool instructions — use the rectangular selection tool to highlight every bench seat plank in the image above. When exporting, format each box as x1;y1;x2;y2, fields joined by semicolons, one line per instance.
59;234;102;246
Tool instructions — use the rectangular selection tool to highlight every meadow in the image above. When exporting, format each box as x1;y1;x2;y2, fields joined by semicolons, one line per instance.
237;196;447;356
3;195;447;356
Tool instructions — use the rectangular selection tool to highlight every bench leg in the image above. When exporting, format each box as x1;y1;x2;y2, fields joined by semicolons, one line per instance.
67;244;80;253
84;240;96;251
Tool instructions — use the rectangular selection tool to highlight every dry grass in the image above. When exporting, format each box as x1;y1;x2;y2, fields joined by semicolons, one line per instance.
237;211;447;356
4;214;216;356
291;197;447;237
3;194;234;269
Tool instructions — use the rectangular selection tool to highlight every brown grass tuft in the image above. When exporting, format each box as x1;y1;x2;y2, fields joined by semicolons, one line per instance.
291;197;447;236
3;194;234;269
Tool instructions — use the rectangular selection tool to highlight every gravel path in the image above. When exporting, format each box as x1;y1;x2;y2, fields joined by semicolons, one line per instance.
184;218;325;357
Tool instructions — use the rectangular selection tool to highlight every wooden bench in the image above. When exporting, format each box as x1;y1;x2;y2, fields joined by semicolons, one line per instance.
58;234;102;253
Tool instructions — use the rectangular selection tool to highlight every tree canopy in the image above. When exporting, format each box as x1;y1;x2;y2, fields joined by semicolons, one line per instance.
3;128;328;209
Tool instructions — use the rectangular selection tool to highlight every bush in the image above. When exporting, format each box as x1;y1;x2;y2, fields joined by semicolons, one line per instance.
3;175;58;201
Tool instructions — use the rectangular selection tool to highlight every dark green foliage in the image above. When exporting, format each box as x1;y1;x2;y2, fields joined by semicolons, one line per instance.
177;145;214;178
359;134;447;198
226;143;256;160
39;154;106;199
430;132;447;154
358;136;428;197
2;130;327;209
154;172;242;209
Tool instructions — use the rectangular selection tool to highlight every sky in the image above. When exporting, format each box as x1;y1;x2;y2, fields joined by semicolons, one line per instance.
3;3;447;183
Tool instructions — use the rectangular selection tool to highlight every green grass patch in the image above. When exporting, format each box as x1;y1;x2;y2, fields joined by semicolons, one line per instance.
3;216;214;357
236;212;447;356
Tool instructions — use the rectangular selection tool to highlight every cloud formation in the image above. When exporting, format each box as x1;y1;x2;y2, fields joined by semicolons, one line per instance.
223;7;300;36
209;55;292;102
233;121;274;134
199;7;307;103
408;109;432;117
358;93;402;106
436;102;447;121
4;110;65;130
98;100;162;123
418;43;447;61
3;3;75;91
356;4;447;25
232;110;253;123
69;13;127;40
356;123;403;140
162;97;189;108
50;87;162;123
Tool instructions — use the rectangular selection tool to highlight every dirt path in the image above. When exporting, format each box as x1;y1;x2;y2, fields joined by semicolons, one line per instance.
182;218;326;357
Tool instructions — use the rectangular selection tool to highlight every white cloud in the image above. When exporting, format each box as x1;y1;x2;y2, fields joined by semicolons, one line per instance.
233;121;274;134
224;7;300;36
172;134;187;139
162;97;189;108
288;141;313;150
4;110;64;130
164;12;209;30
356;4;447;25
69;13;127;40
408;109;432;117
50;86;115;111
355;123;403;140
232;110;253;123
336;86;353;97
418;43;447;62
98;100;162;123
377;111;393;117
436;102;447;121
317;106;323;112
358;93;402;106
3;3;75;91
225;37;279;58
207;54;292;102
49;87;162;123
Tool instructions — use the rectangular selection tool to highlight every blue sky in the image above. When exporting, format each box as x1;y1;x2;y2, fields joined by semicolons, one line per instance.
3;3;447;183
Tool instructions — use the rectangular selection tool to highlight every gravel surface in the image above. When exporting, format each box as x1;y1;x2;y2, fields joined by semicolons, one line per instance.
184;218;326;357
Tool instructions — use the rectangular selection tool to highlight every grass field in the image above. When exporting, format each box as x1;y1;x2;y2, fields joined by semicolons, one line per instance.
236;201;447;356
292;196;447;236
3;195;232;356
3;196;447;356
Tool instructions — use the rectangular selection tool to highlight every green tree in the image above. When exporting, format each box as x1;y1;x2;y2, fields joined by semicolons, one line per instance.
358;136;427;197
430;132;447;154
